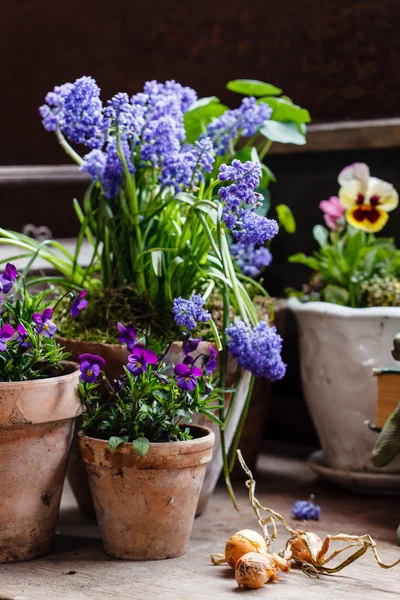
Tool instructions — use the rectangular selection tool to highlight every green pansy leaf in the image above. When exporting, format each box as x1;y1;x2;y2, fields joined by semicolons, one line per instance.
313;225;329;247
132;437;150;457
258;96;311;124
259;121;306;145
323;284;350;306
226;79;282;97
288;253;320;271
109;436;129;453
276;204;296;234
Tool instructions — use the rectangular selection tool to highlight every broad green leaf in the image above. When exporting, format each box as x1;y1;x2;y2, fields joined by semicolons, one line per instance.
187;96;220;110
259;121;306;145
323;284;350;306
258;96;311;124
109;436;128;452
151;250;164;277
133;437;150;457
184;99;228;143
226;79;282;97
288;253;320;271
313;225;329;247
276;204;296;234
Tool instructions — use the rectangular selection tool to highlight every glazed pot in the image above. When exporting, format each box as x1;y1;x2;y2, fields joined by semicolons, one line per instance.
79;425;214;560
63;337;251;516
288;298;400;473
0;362;81;562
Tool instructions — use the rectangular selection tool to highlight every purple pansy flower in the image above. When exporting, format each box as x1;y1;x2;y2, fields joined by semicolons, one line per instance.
291;500;321;521
117;322;137;351
16;324;31;349
174;356;203;391
205;346;218;375
70;290;88;317
127;345;158;376
0;324;14;351
79;353;106;383
183;337;201;356
0;263;18;294
32;308;57;338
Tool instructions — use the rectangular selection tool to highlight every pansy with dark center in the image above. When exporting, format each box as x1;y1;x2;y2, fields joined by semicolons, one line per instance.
117;322;137;350
174;356;203;391
0;263;18;294
16;324;31;349
79;353;106;383
70;290;88;317
127;345;158;376
32;308;57;338
0;324;14;351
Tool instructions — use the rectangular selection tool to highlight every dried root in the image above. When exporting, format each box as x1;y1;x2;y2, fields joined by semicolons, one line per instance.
237;450;400;577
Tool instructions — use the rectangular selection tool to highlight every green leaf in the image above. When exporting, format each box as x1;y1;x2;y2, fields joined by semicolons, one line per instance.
184;99;228;143
109;436;128;452
188;96;220;110
151;250;164;277
132;437;150;457
323;284;350;306
259;121;306;145
288;253;320;271
258;96;311;124
313;225;329;248
276;204;296;233
226;79;282;97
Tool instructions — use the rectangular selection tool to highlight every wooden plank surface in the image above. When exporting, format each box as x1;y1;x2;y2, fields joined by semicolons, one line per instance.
0;445;398;599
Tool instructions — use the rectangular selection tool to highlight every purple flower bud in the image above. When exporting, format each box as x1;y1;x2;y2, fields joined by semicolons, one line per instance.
117;322;137;351
0;324;14;351
70;290;88;318
183;337;202;356
0;263;18;294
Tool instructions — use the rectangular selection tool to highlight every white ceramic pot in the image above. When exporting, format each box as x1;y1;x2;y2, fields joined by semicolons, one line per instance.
288;298;400;473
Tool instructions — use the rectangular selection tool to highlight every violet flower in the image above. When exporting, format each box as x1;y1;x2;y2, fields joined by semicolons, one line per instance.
32;308;57;338
117;322;137;351
16;324;31;349
291;500;321;521
70;290;88;317
205;346;218;375
0;324;14;351
0;263;18;294
183;337;201;356
174;356;203;391
127;346;158;376
79;353;106;383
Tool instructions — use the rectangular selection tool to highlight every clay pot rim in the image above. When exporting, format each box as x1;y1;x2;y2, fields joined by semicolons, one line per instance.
56;335;123;350
0;360;79;388
78;424;215;458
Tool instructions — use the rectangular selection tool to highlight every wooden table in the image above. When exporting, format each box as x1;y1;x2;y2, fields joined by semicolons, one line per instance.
1;446;399;599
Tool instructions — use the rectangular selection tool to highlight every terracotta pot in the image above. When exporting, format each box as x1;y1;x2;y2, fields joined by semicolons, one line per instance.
288;298;400;473
373;368;400;429
0;362;81;562
63;338;251;517
79;425;214;560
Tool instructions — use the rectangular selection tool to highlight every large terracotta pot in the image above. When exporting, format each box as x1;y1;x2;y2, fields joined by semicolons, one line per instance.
79;425;214;560
0;362;81;562
288;298;400;473
62;337;251;516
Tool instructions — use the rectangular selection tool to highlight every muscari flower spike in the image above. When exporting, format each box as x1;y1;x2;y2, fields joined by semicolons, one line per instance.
0;324;15;351
174;356;203;391
127;345;158;376
291;500;321;521
32;308;57;338
172;294;211;331
70;290;88;317
79;353;106;383
0;263;18;294
338;163;399;233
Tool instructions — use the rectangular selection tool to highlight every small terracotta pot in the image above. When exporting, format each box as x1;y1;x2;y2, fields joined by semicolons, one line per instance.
79;425;214;560
0;362;82;562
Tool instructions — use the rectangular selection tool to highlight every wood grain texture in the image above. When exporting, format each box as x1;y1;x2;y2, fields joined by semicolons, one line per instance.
0;447;398;599
1;1;400;164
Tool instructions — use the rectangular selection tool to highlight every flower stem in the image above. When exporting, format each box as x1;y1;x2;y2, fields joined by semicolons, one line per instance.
259;139;272;161
55;127;84;165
